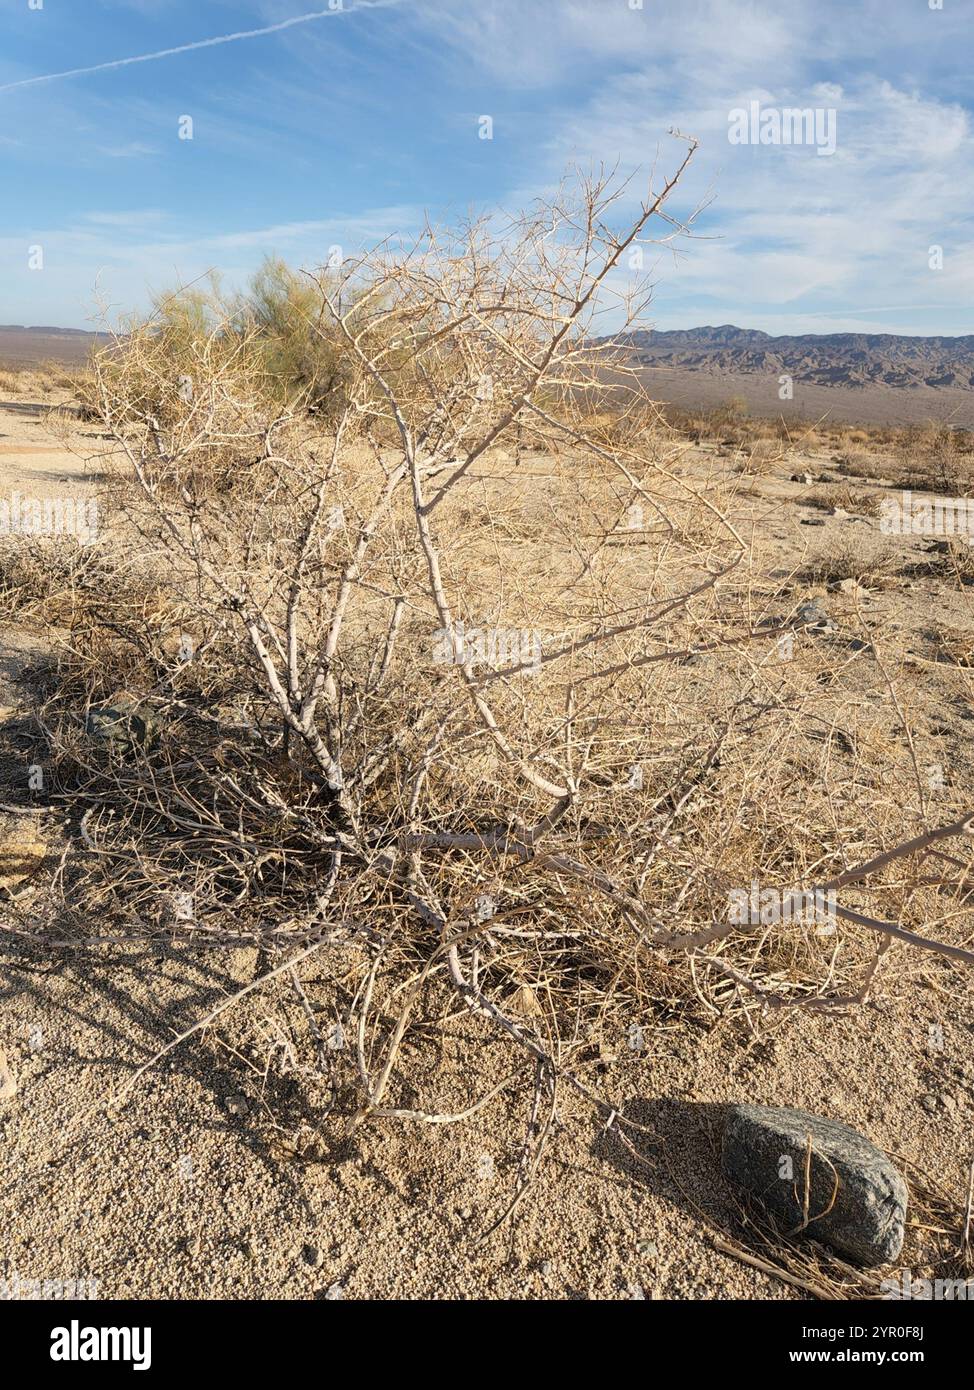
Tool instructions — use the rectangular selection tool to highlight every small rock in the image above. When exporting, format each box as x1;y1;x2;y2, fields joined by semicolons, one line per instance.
0;1048;16;1101
791;472;813;485
227;1094;249;1117
636;1239;658;1258
722;1104;908;1266
324;1281;344;1301
302;1243;324;1269
796;602;838;635
85;691;161;753
920;1094;939;1114
508;984;543;1018
835;577;869;598
540;1260;553;1278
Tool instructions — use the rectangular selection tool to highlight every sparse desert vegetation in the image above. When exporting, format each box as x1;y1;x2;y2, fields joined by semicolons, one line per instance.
3;164;974;1304
0;362;89;402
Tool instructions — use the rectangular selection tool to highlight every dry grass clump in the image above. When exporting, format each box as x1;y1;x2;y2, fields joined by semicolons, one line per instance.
735;437;785;475
935;624;974;668
7;161;974;1201
663;413;973;499
663;404;825;454
797;539;900;587
0;541;122;624
828;422;974;491
802;484;883;517
920;539;974;589
831;444;882;478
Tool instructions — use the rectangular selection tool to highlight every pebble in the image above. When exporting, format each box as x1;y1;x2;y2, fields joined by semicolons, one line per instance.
0;1048;16;1101
835;577;869;598
797;601;838;635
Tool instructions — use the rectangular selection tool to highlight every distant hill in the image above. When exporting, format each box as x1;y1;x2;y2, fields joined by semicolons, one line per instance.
616;325;974;390
0;325;112;368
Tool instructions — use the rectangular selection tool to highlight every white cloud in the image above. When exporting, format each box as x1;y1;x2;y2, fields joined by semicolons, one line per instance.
412;0;801;88
0;203;426;328
529;69;974;332
397;0;972;332
82;209;167;228
96;142;157;159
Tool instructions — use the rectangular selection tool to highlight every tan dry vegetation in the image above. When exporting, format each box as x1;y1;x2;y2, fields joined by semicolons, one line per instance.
0;361;89;403
664;400;974;489
801;484;883;517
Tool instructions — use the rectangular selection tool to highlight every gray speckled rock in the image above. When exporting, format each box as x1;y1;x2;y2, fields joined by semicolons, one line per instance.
796;601;838;634
85;692;160;754
722;1104;907;1266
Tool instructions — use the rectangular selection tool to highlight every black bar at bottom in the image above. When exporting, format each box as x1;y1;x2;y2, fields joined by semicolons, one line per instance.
1;1294;963;1374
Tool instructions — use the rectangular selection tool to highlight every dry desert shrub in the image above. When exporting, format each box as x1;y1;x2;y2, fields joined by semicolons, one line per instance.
798;538;900;587
735;437;786;474
895;421;967;493
935;623;974;668
832;444;881;477
10;158;974;1184
919;538;974;588
802;484;882;517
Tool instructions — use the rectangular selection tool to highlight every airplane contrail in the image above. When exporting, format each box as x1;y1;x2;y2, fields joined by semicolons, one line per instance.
0;1;402;94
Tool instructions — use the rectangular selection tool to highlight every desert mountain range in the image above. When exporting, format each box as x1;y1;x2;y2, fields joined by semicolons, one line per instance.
618;325;974;390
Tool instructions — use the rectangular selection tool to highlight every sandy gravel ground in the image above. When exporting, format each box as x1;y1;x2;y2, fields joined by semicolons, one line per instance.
1;397;973;1301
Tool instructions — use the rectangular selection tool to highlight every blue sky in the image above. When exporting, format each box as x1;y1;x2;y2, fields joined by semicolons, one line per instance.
1;0;972;336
